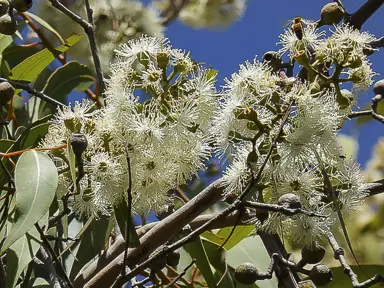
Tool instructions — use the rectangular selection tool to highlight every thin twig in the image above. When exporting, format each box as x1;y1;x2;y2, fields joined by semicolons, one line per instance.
0;78;65;108
35;223;74;288
328;233;384;288
48;0;105;95
121;144;133;278
162;0;189;26
164;260;195;288
244;201;327;218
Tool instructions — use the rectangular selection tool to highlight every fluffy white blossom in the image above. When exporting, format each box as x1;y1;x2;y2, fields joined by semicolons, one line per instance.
278;19;325;58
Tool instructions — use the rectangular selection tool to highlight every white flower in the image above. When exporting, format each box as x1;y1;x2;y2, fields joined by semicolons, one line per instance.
331;24;377;53
114;35;170;66
344;59;378;91
278;19;325;58
141;63;164;94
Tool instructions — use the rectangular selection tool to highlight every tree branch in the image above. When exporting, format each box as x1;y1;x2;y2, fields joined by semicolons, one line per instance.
346;0;384;30
48;0;105;95
74;179;225;287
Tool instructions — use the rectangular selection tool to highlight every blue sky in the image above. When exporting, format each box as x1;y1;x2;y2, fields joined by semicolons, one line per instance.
162;0;384;167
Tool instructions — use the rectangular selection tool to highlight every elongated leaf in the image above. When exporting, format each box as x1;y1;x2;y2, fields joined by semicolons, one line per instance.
24;12;65;45
9;34;83;83
1;151;58;253
43;61;94;103
202;226;254;251
113;201;140;248
70;215;114;279
6;213;48;288
0;34;13;62
185;237;217;288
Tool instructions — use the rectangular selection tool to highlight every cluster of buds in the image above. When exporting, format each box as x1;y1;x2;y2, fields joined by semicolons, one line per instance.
0;0;32;35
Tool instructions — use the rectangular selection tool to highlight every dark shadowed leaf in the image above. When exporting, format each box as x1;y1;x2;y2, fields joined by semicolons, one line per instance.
113;201;140;248
5;213;48;288
69;215;114;279
43;61;94;103
0;151;58;253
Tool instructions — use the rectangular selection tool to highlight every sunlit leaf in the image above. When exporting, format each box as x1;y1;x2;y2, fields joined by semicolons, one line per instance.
9;34;83;83
43;61;94;103
113;201;140;248
0;151;58;253
185;237;217;288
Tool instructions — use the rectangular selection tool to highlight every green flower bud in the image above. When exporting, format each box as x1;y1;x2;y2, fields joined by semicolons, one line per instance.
0;82;15;105
309;264;333;286
294;50;311;68
320;3;344;26
157;51;170;69
345;55;363;69
11;0;33;12
340;89;354;101
0;10;17;35
234;262;260;285
336;90;351;109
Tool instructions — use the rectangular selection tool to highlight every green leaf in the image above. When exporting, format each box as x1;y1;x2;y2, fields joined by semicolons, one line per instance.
69;215;114;279
0;139;15;152
113;201;140;248
226;236;278;288
202;239;235;288
0;34;13;62
43;61;94;103
185;237;217;288
31;277;51;287
9;34;83;83
5;213;48;288
1;151;58;253
202;226;255;251
24;12;65;45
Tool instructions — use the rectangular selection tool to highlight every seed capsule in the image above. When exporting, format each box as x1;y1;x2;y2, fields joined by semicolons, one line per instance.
234;262;260;285
320;3;344;26
278;193;302;209
309;264;333;286
0;10;17;35
301;241;326;264
0;82;15;105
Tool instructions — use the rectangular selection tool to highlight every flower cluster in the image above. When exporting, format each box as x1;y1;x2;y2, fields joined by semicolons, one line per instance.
42;35;218;217
212;20;377;244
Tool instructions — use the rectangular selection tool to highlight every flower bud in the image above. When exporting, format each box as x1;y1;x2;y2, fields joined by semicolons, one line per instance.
373;79;384;96
301;241;326;264
0;10;17;35
294;50;311;68
156;51;170;69
11;0;33;12
70;133;88;156
309;264;333;286
0;82;15;105
320;3;344;26
0;0;9;16
247;150;258;164
345;55;363;69
278;193;302;209
336;90;351;109
340;89;354;101
234;262;260;285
